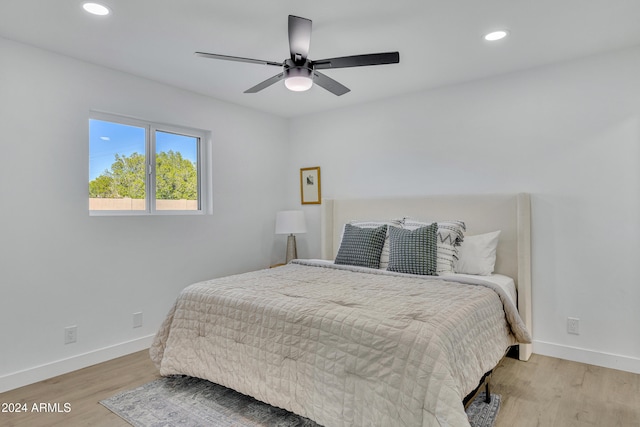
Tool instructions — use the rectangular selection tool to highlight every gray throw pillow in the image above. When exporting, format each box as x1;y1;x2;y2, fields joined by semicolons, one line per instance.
387;224;438;275
335;224;388;269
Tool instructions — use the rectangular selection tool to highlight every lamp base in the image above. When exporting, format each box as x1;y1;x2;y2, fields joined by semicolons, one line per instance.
285;234;297;264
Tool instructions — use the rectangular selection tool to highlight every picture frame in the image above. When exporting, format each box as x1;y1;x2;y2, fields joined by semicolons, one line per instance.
300;166;321;204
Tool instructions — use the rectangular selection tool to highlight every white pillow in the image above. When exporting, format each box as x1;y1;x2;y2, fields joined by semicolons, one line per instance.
454;230;501;275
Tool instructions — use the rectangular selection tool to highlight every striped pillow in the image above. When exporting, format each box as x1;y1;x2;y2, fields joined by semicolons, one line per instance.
402;219;466;275
387;224;438;275
335;224;388;269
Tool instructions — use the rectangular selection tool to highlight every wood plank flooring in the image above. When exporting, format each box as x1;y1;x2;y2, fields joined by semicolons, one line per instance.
492;355;639;426
0;351;160;427
1;350;638;426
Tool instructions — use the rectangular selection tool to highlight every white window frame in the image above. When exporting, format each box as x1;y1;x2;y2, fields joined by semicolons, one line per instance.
89;111;212;216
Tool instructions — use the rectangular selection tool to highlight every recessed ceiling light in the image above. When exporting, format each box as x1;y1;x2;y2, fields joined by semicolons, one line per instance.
82;2;110;16
484;30;509;41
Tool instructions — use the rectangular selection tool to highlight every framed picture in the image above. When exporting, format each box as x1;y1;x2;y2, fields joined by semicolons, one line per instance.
300;166;321;204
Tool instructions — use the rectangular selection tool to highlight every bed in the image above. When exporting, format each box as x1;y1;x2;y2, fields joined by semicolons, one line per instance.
150;193;533;426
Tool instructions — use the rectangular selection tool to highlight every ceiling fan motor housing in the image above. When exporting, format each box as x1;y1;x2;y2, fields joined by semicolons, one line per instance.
284;59;313;77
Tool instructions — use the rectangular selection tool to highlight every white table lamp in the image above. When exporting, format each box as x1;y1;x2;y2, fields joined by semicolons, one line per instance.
275;210;307;263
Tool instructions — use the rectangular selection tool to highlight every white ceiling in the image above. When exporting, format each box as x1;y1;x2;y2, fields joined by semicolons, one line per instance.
2;0;640;118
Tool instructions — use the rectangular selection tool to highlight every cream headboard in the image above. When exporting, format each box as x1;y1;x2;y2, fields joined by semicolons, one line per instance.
320;193;532;361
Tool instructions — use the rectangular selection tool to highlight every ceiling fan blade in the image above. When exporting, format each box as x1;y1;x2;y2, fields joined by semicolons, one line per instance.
313;52;400;69
195;52;282;67
244;72;285;93
312;71;350;96
288;15;312;62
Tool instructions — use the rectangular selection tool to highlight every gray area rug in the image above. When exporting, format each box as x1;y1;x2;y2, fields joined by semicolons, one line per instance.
101;375;500;427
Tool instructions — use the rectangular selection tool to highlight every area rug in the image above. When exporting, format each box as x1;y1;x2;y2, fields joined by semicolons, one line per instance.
100;375;500;427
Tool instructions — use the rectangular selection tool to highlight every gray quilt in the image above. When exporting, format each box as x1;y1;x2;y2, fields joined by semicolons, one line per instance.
150;260;531;427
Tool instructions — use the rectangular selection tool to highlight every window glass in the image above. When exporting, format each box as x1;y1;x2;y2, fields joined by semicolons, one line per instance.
155;131;199;211
89;119;146;211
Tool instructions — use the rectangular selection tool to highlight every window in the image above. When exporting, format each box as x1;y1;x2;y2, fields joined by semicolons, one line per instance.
89;112;209;215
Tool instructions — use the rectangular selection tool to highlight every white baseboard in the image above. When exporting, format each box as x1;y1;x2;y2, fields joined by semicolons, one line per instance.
3;337;637;394
0;335;155;394
534;340;640;374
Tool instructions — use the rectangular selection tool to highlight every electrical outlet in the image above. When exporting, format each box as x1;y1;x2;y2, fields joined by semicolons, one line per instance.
133;312;143;328
64;325;77;344
567;317;580;335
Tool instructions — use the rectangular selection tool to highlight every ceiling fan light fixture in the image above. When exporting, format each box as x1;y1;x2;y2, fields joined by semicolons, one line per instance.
285;76;313;92
284;66;313;92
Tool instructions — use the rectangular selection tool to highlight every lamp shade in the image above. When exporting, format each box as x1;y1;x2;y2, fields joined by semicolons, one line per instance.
275;210;307;234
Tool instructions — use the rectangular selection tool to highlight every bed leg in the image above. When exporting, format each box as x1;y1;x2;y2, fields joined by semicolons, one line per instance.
463;370;493;409
484;377;491;404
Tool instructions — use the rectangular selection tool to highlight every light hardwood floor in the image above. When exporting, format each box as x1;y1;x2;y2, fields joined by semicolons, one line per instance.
0;351;638;426
492;355;639;426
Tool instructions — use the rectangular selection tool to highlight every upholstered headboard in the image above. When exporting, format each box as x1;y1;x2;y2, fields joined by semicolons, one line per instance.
320;193;532;361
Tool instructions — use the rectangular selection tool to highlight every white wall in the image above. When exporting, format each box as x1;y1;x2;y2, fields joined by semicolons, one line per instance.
0;37;290;391
290;46;640;373
1;36;638;394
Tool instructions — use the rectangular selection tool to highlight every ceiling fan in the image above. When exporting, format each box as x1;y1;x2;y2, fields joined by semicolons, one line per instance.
195;15;400;96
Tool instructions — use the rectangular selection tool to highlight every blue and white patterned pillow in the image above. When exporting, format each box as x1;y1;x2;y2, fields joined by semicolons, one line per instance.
335;224;388;269
387;224;438;275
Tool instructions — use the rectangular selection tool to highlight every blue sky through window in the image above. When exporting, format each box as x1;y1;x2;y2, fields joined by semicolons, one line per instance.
89;119;198;181
156;131;198;164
